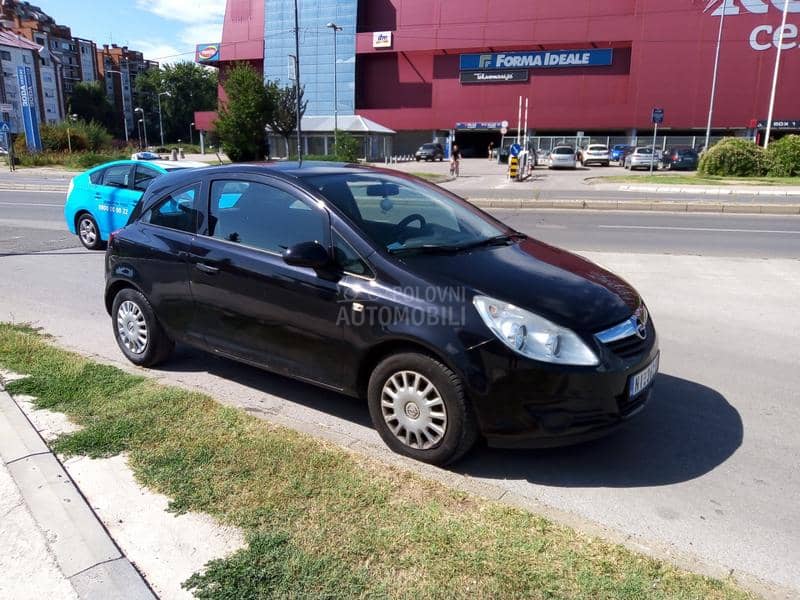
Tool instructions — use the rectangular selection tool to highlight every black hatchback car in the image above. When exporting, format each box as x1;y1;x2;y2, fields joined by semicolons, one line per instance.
662;147;699;171
414;143;444;162
105;163;659;465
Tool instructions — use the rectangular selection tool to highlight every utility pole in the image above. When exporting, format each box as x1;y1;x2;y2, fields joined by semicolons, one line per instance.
294;0;303;163
326;22;342;153
704;2;727;151
158;91;171;148
764;0;790;149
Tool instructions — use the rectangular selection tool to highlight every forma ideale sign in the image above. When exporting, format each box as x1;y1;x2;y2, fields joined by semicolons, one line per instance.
17;66;41;152
195;43;220;63
460;48;613;71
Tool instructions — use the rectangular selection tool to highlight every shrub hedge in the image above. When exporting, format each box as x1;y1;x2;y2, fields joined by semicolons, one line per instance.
766;134;800;177
698;137;768;177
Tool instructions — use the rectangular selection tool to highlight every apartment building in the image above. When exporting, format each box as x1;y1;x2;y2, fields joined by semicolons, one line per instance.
97;44;158;140
0;27;42;135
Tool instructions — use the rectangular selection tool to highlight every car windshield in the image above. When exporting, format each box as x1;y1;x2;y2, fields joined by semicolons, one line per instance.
676;149;697;156
420;144;436;150
303;173;512;254
588;146;608;152
553;147;574;155
637;148;654;154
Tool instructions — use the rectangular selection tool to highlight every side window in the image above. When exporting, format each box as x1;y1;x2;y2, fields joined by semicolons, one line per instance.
141;184;202;234
209;180;326;253
102;165;131;189
133;166;160;192
333;231;372;277
89;168;105;185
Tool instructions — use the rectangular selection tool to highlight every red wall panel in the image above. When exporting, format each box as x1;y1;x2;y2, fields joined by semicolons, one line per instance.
355;0;800;131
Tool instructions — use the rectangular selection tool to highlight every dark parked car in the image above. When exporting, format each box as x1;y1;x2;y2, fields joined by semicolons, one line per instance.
661;147;699;171
415;143;444;162
105;163;659;465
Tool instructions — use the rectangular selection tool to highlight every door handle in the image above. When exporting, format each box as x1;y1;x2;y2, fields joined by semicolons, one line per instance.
195;263;219;274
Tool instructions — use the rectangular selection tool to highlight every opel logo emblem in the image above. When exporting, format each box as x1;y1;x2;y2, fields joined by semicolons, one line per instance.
633;316;647;340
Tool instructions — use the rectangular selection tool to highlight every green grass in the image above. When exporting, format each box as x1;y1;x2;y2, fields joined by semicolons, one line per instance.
598;174;800;186
0;323;754;600
410;172;452;184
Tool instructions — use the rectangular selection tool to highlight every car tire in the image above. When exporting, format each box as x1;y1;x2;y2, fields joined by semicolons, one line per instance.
415;157;421;162
76;213;105;251
111;288;174;367
367;352;479;466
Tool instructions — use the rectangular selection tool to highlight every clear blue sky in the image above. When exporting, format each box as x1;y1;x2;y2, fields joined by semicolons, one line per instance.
34;0;226;64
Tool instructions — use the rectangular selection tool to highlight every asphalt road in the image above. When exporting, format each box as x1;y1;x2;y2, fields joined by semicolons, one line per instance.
1;189;800;595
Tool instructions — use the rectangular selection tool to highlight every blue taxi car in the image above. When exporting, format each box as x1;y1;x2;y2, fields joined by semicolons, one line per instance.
64;160;206;250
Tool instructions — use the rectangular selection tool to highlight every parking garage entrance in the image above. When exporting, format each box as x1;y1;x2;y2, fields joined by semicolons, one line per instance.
454;123;505;158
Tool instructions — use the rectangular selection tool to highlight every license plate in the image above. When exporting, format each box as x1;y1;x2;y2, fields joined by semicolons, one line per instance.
629;354;659;398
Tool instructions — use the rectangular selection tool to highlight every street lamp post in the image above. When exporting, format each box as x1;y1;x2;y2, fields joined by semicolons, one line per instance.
137;118;144;149
105;69;128;143
66;113;78;153
135;108;148;149
293;0;302;163
764;0;791;149
704;3;728;152
326;22;343;153
189;122;194;145
157;91;171;148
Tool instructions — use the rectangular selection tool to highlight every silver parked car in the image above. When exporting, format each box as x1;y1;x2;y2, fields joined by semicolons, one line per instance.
624;147;659;170
549;146;577;169
582;144;610;167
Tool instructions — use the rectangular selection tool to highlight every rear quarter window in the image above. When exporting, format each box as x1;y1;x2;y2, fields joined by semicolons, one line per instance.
89;168;105;185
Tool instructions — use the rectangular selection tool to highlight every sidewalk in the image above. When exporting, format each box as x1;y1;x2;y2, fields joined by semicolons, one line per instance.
0;381;155;600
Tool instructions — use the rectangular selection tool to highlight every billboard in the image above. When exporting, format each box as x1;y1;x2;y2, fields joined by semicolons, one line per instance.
16;66;41;152
460;49;613;71
195;43;220;63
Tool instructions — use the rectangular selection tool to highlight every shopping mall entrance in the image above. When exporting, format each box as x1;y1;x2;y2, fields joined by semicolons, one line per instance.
454;129;504;158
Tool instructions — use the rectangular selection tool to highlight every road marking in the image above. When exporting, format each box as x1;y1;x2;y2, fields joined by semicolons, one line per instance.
0;202;63;207
598;225;800;234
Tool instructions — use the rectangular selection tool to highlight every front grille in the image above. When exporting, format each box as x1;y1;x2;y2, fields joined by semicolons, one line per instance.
606;334;647;359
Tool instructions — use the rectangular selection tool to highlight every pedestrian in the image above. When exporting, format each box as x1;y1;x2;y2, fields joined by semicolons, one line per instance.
450;144;461;177
488;141;494;161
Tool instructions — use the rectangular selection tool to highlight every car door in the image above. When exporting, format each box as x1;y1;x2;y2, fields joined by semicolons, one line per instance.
188;175;347;387
96;164;141;238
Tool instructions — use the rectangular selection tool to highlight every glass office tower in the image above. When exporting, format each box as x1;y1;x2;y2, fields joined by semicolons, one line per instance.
264;0;356;117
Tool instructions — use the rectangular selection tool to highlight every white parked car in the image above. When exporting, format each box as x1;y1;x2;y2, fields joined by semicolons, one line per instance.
582;144;610;167
548;146;577;169
624;147;659;170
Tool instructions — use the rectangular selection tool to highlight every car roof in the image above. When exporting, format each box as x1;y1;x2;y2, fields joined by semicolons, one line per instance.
85;160;167;174
138;161;417;212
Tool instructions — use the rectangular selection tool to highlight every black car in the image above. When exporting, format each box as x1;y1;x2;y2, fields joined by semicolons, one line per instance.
414;143;444;162
661;147;699;171
105;163;659;465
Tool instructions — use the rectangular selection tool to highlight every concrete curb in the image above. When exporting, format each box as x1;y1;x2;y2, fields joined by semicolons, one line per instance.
0;384;156;600
466;197;800;215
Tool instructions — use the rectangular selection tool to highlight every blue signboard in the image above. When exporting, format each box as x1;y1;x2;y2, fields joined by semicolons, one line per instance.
455;121;504;130
652;108;665;125
460;48;613;71
509;143;522;157
17;66;41;152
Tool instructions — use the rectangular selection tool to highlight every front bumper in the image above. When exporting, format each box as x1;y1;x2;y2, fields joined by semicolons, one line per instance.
463;328;659;448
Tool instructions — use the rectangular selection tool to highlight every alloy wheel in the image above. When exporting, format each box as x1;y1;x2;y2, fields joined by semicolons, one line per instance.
116;300;148;355
79;217;97;246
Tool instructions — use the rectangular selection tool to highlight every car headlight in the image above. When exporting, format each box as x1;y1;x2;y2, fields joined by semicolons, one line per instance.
473;295;599;366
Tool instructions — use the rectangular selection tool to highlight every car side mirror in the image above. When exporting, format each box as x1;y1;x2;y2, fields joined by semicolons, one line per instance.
282;241;331;270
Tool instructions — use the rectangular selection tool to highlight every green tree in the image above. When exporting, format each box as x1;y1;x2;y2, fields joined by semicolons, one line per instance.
135;62;218;146
215;63;274;162
68;82;117;135
333;130;360;162
266;82;307;157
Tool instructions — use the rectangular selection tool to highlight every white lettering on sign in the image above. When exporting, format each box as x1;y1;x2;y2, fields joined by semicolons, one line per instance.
706;0;800;15
494;52;593;68
749;23;799;49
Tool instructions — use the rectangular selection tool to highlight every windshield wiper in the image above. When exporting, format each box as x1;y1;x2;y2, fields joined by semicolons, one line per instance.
389;233;525;256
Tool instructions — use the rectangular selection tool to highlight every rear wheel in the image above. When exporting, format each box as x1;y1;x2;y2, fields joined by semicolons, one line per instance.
76;213;105;250
112;288;173;367
368;353;478;465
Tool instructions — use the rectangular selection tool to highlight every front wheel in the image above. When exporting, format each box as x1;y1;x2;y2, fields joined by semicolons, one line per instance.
112;288;174;367
76;213;105;250
367;353;479;465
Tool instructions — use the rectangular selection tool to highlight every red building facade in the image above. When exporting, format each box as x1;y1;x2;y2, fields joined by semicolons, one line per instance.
209;0;799;141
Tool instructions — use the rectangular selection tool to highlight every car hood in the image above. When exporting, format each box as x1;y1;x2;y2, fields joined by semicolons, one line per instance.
398;238;640;332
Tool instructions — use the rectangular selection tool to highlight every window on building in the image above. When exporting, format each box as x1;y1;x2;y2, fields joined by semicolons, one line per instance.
0;51;10;61
22;55;30;64
35;37;44;45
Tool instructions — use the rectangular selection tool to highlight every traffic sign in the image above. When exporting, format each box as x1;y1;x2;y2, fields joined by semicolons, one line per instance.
509;143;522;157
501;120;509;128
0;122;10;133
500;127;508;135
652;108;664;124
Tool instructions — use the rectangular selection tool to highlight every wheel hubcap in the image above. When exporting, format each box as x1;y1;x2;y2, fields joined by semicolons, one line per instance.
381;370;447;450
79;218;96;245
116;301;148;354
